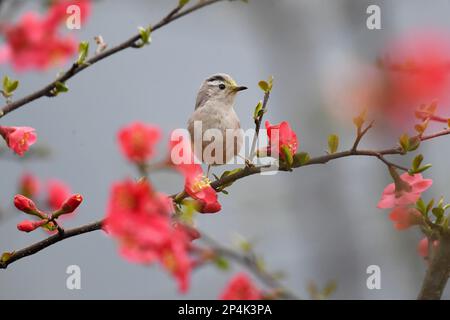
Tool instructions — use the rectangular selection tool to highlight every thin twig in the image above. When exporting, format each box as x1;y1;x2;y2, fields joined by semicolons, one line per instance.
0;0;232;119
249;90;270;160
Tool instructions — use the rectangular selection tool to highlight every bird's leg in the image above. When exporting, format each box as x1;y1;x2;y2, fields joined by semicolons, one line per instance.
206;164;211;178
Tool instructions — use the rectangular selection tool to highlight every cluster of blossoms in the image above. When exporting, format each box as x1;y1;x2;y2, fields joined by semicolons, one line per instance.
0;0;91;71
377;170;433;258
106;119;299;295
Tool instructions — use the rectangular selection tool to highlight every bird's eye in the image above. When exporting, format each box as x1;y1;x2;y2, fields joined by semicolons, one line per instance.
219;84;226;90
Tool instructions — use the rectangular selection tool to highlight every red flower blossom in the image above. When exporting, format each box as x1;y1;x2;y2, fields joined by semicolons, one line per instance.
118;122;161;163
47;180;72;211
0;10;77;71
17;219;48;233
388;207;422;230
19;173;40;199
377;173;432;209
264;121;298;160
168;134;221;213
104;179;192;293
0;126;37;156
220;273;262;300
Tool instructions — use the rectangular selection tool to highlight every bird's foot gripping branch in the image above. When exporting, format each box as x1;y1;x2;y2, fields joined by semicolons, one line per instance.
0;0;450;300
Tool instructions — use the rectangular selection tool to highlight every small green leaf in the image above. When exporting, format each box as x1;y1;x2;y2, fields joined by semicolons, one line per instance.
253;100;263;121
426;199;435;215
138;26;152;47
408;136;421;151
328;134;339;154
221;189;229;195
2;76;9;90
432;207;444;219
1;251;14;263
399;133;410;152
411;164;432;174
54;81;69;93
322;280;337;298
294;152;310;166
179;0;190;6
281;145;293;168
258;80;269;92
416;198;426;214
213;256;229;270
6;80;18;93
412;154;423;171
77;41;89;65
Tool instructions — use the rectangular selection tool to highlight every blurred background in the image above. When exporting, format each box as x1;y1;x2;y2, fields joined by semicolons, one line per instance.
1;0;450;299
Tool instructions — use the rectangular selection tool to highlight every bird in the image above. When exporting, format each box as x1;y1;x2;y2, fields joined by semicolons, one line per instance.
188;73;247;176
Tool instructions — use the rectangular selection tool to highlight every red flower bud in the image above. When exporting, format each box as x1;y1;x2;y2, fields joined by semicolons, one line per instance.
17;219;47;233
14;194;40;215
60;194;83;214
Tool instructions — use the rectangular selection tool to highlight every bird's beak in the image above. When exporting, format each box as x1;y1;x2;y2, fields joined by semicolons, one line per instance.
233;85;248;92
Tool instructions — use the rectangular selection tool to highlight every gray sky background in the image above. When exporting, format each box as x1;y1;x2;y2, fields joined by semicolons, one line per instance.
0;0;449;299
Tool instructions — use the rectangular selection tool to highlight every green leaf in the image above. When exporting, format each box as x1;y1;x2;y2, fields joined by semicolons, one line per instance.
281;145;293;168
6;80;18;93
328;134;339;154
399;134;410;152
412;164;432;174
432;207;444;219
179;0;190;6
77;41;89;65
213;256;229;270
322;280;337;298
138;26;152;46
294;152;310;166
253;100;263;121
408;136;421;151
1;251;14;263
426;199;435;215
258;80;269;92
54;81;69;93
221;189;229;195
2;76;9;90
412;154;423;171
416;198;426;214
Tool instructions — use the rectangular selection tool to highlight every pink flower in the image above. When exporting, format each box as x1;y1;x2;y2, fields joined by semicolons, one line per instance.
19;173;40;199
377;173;432;209
220;273;262;300
265;121;298;160
118;122;161;163
47;180;72;211
0;11;77;71
389;207;422;230
169;135;221;213
0;126;37;156
104;179;192;293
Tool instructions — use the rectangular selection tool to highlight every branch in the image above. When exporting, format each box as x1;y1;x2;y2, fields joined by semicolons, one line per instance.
0;220;102;269
0;0;231;119
249;89;270;160
417;231;450;300
198;232;300;300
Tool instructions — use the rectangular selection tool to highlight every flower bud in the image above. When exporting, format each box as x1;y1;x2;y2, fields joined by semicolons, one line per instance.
60;194;83;214
17;219;47;233
14;194;41;216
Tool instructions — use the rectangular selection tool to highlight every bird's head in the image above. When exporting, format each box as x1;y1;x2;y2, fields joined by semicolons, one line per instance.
195;73;247;109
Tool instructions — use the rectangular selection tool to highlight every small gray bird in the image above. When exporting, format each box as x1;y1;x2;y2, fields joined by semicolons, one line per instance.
188;73;247;173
